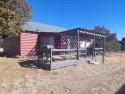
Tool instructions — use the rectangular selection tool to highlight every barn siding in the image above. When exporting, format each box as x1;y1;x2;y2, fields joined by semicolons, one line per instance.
4;36;20;56
3;31;94;56
55;34;61;49
20;32;38;56
60;33;94;49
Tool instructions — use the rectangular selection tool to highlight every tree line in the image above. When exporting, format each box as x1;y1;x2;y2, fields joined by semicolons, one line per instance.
0;0;125;52
92;25;125;52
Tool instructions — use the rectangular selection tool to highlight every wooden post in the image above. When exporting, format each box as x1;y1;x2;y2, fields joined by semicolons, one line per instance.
103;37;105;56
50;49;52;70
85;39;87;59
102;37;105;63
77;30;79;60
93;35;95;59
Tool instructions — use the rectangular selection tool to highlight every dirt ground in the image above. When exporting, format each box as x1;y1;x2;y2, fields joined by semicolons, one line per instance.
0;52;125;94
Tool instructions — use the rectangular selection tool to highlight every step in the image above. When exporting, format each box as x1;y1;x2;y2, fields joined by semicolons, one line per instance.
87;59;100;65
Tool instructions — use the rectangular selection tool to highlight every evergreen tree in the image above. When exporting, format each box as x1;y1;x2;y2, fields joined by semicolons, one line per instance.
93;25;121;52
105;33;121;52
93;25;110;34
120;37;125;51
0;36;3;47
0;0;31;37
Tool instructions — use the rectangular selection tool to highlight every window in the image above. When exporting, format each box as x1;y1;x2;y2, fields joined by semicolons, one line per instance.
40;37;54;47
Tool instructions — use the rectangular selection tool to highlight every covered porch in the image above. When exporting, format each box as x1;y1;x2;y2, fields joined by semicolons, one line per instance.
38;28;106;70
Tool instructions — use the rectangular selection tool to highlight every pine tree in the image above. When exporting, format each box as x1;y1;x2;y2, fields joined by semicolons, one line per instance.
0;0;31;37
93;25;121;52
105;33;121;52
0;36;3;47
120;37;125;51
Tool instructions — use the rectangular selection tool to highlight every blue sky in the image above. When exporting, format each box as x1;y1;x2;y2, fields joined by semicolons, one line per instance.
27;0;125;40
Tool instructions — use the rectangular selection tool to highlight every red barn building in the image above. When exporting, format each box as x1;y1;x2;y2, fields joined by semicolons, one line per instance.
3;22;105;57
3;22;66;56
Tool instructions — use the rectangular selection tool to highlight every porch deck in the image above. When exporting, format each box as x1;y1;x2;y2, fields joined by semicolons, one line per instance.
37;57;98;70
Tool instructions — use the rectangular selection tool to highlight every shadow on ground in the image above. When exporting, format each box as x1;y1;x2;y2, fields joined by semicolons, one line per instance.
18;60;51;70
115;84;125;94
18;60;39;68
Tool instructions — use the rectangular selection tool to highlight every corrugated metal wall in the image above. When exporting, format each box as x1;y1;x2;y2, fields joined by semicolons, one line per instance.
4;36;20;56
20;32;38;56
4;32;60;56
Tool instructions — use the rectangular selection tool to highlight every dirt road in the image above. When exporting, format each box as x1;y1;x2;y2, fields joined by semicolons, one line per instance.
0;52;125;94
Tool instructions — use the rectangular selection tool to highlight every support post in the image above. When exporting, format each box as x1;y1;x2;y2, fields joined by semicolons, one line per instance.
93;35;95;59
77;30;79;60
85;39;87;59
102;37;105;63
50;49;52;70
103;37;105;56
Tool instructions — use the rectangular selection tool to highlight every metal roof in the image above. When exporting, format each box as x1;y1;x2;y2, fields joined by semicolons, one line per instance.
21;22;67;33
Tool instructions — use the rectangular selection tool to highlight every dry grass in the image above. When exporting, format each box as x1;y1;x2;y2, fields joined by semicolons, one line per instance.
0;52;125;94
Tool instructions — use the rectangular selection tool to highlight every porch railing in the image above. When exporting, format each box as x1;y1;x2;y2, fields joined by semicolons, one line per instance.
93;48;105;63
